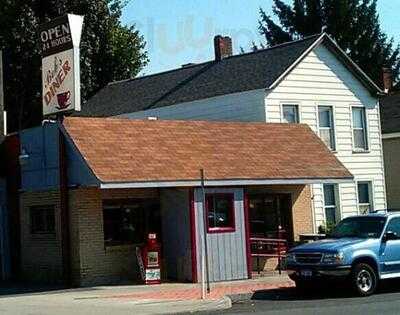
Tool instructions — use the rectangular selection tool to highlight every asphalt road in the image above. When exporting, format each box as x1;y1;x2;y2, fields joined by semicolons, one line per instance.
197;280;400;315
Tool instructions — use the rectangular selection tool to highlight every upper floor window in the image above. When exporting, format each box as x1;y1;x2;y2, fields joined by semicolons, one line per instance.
323;184;340;226
30;205;55;234
318;106;336;150
358;181;373;214
282;104;299;123
206;193;235;233
352;107;368;151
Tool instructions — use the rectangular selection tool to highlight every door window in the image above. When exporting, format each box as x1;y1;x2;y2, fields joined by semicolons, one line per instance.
206;193;235;233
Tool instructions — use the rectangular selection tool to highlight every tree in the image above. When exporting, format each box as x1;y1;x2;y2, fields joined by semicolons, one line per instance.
258;0;400;86
0;0;148;132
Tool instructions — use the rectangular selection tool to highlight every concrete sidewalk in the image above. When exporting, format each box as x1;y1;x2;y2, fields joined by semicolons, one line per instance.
0;275;293;315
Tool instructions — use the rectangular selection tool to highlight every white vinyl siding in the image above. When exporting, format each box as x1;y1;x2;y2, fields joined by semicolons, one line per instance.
266;44;386;230
118;89;266;122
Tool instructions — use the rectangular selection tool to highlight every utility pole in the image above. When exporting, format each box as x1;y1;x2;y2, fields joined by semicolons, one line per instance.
0;50;5;139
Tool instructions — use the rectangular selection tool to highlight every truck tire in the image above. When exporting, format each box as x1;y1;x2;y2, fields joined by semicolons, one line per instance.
351;263;377;296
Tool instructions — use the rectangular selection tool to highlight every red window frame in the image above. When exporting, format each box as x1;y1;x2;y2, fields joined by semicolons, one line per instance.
205;193;235;233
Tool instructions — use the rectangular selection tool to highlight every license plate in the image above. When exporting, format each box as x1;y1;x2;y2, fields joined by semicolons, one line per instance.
300;270;312;277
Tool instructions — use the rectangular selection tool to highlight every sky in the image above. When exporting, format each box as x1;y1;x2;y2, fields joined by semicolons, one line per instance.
121;0;400;76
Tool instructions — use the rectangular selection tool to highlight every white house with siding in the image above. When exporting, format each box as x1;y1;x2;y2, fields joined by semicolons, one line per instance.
80;33;386;233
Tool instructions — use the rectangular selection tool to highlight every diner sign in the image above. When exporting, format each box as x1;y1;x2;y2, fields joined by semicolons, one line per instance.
40;14;83;116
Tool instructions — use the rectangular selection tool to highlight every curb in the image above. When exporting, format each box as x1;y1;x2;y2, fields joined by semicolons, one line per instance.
227;292;253;303
164;296;232;314
227;283;295;304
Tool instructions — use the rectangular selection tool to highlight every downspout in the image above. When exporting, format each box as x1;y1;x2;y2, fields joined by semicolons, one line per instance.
58;118;71;285
311;187;316;234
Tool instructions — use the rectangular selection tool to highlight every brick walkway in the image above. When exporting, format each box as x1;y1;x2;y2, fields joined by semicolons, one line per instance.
108;279;294;301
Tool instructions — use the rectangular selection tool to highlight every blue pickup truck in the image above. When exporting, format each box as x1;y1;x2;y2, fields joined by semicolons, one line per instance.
286;211;400;296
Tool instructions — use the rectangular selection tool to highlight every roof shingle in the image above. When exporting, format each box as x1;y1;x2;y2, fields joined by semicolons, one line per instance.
62;117;352;184
78;35;321;117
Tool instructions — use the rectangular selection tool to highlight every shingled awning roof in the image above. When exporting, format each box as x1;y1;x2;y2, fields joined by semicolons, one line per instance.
62;117;352;188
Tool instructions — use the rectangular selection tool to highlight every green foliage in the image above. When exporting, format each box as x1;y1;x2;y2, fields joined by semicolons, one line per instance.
0;0;148;131
258;0;400;87
318;220;336;234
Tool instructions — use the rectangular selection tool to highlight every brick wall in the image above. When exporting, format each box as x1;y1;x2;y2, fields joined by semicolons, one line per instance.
69;187;158;286
20;190;63;283
383;138;400;209
291;185;313;239
20;187;159;286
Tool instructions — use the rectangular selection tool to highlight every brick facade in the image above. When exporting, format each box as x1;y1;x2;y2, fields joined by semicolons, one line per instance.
69;187;158;286
20;190;63;283
20;187;159;286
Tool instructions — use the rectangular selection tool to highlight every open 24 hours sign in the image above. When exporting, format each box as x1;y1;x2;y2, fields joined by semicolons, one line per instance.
39;14;83;116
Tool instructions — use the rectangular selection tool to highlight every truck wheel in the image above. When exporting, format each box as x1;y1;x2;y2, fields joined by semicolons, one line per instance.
351;263;377;296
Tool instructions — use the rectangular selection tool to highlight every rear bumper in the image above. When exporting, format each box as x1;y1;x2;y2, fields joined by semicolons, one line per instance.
286;264;352;280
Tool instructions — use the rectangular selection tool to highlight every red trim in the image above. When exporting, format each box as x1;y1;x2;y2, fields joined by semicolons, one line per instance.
243;190;252;279
205;193;236;233
189;189;198;283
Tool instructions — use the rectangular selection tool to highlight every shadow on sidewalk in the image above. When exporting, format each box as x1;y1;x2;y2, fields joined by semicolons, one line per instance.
251;279;400;301
0;281;99;297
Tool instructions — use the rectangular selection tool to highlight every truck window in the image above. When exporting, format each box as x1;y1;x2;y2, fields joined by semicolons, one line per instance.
386;217;400;235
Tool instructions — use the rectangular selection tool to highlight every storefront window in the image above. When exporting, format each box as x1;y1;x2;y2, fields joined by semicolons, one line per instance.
102;199;160;246
30;205;55;234
206;193;235;233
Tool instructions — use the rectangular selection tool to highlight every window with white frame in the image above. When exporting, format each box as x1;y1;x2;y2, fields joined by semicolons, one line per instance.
318;106;336;150
282;104;299;123
323;184;340;227
358;182;373;214
352;107;368;151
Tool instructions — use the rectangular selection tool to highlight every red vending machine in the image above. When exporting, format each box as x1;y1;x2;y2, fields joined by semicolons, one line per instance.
137;233;161;284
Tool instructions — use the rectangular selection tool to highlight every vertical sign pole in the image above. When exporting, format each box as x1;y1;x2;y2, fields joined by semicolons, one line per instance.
200;169;211;295
0;51;4;138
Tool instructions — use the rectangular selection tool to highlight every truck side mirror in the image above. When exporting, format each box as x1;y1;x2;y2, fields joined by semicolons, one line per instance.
384;231;398;242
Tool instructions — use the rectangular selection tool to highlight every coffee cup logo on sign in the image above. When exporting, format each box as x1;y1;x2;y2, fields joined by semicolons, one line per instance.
56;91;71;110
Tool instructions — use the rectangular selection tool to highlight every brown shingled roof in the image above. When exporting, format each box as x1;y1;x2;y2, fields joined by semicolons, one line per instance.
62;117;352;184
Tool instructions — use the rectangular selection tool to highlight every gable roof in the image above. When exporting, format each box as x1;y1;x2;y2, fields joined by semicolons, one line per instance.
380;93;400;134
78;33;382;118
62;117;352;188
